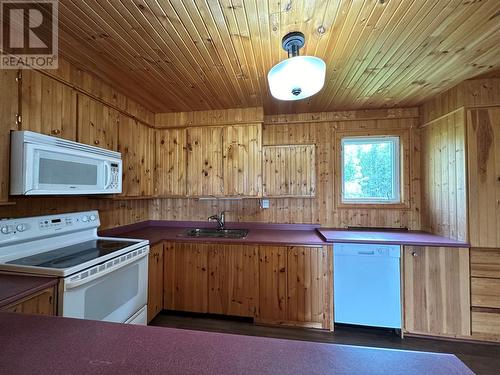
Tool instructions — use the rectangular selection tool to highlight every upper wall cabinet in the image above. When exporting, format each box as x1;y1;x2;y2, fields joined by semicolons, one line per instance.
21;70;76;140
155;128;187;197
118;115;154;197
467;107;500;248
0;70;18;203
223;124;262;197
77;95;119;151
262;145;316;197
186;126;224;197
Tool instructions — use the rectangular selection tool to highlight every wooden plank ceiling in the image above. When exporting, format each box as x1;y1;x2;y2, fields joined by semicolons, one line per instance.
55;0;500;114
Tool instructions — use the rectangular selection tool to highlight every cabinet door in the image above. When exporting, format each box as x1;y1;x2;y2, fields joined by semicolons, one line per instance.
287;246;332;330
147;243;164;322
404;246;470;336
77;95;119;151
118;116;154;197
3;287;56;316
208;244;259;317
186;127;223;196
263;145;316;197
258;246;287;322
21;70;76;140
467;107;500;247
155;128;186;196
223;124;262;196
164;242;208;313
0;70;18;202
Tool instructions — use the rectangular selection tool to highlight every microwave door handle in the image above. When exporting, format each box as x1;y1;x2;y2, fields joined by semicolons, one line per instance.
104;163;112;188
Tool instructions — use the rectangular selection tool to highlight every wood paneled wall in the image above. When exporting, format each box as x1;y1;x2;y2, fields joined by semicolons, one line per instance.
420;76;500;242
152;109;421;229
0;57;155;229
420;109;467;241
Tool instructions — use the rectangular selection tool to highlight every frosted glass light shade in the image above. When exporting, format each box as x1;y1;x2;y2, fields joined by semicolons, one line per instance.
268;56;326;101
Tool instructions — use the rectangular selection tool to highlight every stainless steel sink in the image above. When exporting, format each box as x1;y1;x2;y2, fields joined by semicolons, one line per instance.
183;228;249;239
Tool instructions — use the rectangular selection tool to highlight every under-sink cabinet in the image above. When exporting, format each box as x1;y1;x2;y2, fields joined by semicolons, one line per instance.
158;242;333;330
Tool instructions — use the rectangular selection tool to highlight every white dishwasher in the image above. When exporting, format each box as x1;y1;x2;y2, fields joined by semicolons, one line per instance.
334;243;401;329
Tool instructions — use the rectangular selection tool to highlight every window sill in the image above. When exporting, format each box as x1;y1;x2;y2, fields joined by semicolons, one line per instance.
337;201;410;210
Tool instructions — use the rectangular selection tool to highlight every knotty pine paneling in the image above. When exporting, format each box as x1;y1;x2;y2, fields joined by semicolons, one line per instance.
420;109;467;241
155;128;187;197
152;110;421;229
21;70;77;140
263;145;316;197
42;1;500;113
0;58;155;228
467;106;500;248
223;124;262;197
0;197;151;230
155;107;264;128
0;70;18;203
77;94;119;150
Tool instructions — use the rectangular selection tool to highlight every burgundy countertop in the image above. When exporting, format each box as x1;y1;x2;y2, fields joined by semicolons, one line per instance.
0;273;58;309
317;229;470;248
0;312;472;375
101;220;470;248
101;220;327;246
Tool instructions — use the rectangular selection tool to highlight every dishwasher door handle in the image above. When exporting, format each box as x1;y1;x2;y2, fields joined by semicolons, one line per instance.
358;251;375;255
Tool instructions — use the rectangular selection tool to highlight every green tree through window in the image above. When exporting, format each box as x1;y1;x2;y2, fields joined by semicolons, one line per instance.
342;137;400;203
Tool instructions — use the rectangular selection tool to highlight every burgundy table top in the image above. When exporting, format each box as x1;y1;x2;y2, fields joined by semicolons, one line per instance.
317;229;470;248
101;220;327;246
0;312;472;375
0;273;58;308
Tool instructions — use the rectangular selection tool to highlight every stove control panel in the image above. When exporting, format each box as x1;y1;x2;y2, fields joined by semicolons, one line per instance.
0;211;100;244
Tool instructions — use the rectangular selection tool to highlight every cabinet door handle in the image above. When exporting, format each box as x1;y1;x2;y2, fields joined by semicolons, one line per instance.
411;251;418;257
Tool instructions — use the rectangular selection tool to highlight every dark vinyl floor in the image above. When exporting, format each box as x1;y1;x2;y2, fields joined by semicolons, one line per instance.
151;311;500;375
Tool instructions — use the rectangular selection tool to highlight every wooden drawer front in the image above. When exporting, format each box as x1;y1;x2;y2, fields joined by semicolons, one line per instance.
471;278;500;309
472;311;500;340
3;287;56;316
471;248;500;278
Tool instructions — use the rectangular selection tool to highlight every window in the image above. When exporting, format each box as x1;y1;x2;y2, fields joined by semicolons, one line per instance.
341;136;401;204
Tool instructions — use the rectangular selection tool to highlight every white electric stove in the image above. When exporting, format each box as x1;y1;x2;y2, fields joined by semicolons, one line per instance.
0;211;149;325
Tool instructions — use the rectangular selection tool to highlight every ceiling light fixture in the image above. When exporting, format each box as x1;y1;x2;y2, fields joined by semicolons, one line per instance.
267;31;326;101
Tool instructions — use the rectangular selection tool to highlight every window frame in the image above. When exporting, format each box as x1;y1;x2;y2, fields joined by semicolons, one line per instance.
340;135;402;205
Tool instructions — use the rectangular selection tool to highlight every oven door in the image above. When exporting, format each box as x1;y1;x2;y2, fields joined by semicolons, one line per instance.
62;249;148;324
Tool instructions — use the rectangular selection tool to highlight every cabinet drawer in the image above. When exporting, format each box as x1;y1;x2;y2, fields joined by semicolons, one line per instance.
2;287;56;316
471;278;500;308
471;248;500;278
472;311;500;340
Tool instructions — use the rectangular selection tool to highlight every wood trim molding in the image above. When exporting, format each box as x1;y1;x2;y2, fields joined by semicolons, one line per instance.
155;107;264;128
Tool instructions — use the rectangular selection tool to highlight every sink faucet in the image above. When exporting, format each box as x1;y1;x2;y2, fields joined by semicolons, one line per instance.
208;211;225;230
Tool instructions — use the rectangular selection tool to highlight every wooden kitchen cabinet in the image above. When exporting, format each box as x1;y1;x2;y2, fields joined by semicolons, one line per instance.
467;107;500;248
155;128;187;196
163;242;208;313
118;115;155;197
262;145;316;197
404;246;470;337
208;244;259;317
77;95;119;151
257;245;333;330
222;124;262;196
147;242;164;322
2;286;56;316
470;247;500;342
21;70;77;141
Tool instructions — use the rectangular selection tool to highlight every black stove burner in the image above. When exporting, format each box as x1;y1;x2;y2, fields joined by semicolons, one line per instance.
7;239;137;269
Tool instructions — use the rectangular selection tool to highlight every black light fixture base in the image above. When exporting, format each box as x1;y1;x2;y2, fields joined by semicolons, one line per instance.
282;31;305;57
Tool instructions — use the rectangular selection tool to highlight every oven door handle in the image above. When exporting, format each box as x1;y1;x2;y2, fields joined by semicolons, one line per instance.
65;250;148;290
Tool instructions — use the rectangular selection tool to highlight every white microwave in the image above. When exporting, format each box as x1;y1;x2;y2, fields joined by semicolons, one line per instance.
10;131;122;195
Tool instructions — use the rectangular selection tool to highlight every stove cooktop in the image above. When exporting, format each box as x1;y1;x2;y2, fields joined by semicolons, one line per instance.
6;239;138;269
